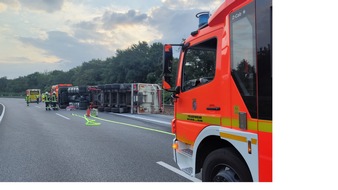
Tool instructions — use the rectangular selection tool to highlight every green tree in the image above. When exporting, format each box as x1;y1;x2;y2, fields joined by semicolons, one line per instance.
0;41;165;95
0;77;7;91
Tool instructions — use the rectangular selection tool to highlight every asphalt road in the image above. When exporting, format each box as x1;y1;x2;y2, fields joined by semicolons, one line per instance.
0;98;194;182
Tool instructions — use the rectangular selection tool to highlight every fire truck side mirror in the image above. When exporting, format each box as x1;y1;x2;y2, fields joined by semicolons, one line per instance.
163;44;173;74
163;44;173;91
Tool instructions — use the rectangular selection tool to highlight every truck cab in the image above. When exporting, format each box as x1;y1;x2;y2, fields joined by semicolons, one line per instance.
163;0;272;182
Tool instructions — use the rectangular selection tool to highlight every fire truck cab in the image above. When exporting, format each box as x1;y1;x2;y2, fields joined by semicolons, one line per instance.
163;0;272;182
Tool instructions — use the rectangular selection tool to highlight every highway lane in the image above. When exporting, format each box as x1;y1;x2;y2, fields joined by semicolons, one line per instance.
0;98;193;182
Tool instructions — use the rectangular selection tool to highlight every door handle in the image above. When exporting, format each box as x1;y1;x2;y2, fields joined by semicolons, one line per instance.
206;107;221;111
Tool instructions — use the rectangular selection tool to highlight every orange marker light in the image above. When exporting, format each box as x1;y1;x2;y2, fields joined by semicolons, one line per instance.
172;142;178;150
248;141;252;154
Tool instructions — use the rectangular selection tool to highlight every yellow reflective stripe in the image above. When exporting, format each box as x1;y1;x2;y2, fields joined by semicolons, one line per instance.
221;117;231;126
251;138;257;145
229;119;257;130
232;118;239;127
248;120;257;131
176;113;187;121
220;132;247;143
176;113;220;125
176;113;272;133
203;116;221;125
258;120;272;133
221;117;272;133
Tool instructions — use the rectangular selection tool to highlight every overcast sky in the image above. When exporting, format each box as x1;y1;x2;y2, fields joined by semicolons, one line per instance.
0;0;223;79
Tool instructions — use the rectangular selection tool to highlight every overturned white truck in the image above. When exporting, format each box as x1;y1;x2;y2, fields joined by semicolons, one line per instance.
95;83;162;114
58;83;162;114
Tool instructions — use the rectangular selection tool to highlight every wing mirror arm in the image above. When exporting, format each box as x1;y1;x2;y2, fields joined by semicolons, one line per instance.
171;86;180;99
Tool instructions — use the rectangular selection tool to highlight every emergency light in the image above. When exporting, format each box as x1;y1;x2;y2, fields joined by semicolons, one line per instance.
196;12;210;28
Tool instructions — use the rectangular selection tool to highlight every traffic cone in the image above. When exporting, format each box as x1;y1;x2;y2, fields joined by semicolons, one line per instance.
86;107;90;117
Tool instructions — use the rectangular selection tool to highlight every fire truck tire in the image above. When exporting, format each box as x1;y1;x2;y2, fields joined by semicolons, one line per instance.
202;148;253;182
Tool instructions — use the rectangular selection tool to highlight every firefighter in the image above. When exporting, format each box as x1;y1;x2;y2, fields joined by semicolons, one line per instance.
36;95;40;104
42;93;45;103
51;92;58;110
45;92;51;110
25;95;30;106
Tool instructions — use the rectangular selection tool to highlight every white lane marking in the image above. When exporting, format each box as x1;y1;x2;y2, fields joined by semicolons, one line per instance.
156;161;202;182
35;106;42;108
56;113;70;120
0;103;5;124
111;113;171;125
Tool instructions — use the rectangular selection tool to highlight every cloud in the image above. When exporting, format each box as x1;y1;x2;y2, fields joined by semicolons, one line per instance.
70;8;159;50
19;0;64;12
72;20;102;43
148;6;200;43
73;21;97;30
0;4;5;12
19;31;112;70
0;0;20;11
0;0;226;79
0;62;60;79
161;0;223;10
0;0;64;12
101;9;148;29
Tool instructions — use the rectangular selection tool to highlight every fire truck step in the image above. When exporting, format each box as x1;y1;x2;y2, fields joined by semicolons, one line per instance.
182;167;193;175
180;149;193;157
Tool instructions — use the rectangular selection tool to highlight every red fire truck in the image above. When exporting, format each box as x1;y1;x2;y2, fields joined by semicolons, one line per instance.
162;0;272;182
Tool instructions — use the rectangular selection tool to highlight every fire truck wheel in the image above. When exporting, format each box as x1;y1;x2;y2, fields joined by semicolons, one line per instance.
202;148;253;182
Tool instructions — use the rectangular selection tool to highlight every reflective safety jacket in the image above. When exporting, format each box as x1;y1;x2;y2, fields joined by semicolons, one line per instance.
51;94;57;102
45;94;51;102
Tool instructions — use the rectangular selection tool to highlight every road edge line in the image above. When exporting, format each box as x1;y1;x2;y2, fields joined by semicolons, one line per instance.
0;103;5;124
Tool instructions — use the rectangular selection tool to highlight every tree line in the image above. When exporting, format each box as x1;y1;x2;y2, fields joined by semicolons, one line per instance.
0;41;164;96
